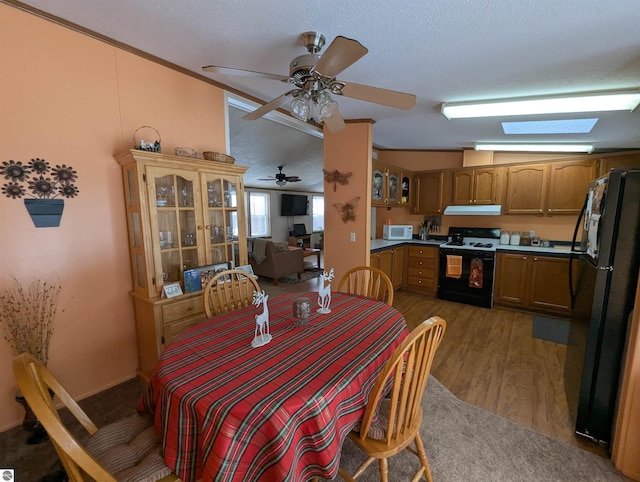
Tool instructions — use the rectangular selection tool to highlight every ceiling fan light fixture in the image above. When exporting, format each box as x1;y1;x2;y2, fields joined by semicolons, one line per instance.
275;179;287;187
317;92;338;121
291;95;311;121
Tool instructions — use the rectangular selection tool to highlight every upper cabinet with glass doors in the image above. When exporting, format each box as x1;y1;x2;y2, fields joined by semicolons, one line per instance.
371;160;410;207
117;150;248;299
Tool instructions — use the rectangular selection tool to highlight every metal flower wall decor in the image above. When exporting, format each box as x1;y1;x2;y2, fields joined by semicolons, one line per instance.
1;158;79;199
1;158;80;227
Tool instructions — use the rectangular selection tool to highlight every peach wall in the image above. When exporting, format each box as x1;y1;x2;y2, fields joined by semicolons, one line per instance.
324;122;373;283
0;4;226;430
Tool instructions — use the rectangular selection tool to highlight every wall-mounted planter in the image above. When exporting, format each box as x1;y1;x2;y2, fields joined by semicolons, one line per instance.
24;199;65;228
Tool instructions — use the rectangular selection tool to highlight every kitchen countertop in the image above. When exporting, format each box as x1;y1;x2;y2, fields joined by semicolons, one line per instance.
497;244;573;255
370;238;574;255
370;238;445;251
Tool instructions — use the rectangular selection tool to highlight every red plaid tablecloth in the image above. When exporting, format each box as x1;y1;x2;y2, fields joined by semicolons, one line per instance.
139;292;408;482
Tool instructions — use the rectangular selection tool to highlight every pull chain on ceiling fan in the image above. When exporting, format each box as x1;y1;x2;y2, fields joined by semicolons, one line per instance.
203;32;416;132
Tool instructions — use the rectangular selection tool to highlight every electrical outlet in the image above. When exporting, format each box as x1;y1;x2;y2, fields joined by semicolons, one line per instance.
350;232;356;242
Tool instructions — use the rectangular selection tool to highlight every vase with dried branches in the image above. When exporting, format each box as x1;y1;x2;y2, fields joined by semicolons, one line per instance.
0;277;62;443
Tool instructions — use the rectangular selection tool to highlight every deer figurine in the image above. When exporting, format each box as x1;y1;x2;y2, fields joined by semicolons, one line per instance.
317;268;335;314
251;290;272;348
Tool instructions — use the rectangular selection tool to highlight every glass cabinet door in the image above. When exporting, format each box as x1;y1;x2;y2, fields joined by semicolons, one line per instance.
372;167;385;203
148;167;203;292
202;174;245;269
401;174;411;205
387;169;399;204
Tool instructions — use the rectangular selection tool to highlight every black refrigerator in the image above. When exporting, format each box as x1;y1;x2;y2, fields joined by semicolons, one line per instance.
565;168;640;448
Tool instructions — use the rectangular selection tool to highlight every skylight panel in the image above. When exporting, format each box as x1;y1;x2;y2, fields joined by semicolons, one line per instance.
502;119;598;135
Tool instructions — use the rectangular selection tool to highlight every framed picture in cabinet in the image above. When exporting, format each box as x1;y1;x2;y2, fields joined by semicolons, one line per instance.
162;282;183;298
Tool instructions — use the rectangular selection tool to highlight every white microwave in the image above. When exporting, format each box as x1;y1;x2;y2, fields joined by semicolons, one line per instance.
383;225;413;240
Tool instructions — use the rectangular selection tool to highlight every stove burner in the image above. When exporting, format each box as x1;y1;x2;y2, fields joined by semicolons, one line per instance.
447;241;465;246
472;242;494;248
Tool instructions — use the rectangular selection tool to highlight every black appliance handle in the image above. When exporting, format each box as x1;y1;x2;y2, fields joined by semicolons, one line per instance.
569;193;588;309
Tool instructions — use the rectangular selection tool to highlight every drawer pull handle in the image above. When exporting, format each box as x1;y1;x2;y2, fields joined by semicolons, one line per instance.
187;306;193;311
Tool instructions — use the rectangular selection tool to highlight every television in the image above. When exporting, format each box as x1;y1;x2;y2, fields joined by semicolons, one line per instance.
280;194;308;216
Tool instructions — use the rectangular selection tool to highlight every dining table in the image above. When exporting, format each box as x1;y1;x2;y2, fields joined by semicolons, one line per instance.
138;291;409;482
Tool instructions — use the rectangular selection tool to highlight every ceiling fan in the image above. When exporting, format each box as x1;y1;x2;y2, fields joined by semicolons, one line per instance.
258;166;302;187
203;31;416;132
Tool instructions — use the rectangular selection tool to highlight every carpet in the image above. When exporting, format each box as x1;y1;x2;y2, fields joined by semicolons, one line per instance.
278;267;323;284
1;377;624;482
532;315;570;345
328;376;623;482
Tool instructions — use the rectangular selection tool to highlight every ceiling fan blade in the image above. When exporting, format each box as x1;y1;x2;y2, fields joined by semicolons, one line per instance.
243;91;295;120
340;82;417;110
312;36;368;78
323;108;346;133
285;177;301;182
202;65;289;82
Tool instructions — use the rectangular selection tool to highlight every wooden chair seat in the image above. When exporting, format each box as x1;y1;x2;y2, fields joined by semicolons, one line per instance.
13;352;179;482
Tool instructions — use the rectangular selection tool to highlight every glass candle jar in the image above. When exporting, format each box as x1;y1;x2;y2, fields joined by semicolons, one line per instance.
292;297;311;326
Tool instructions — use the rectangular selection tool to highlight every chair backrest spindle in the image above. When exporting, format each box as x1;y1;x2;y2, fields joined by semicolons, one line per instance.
203;269;262;317
337;266;394;306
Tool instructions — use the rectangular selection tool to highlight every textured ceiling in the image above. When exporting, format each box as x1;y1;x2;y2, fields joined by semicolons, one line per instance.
11;0;640;190
228;106;324;192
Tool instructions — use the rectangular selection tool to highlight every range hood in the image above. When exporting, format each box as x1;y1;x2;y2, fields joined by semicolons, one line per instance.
443;205;502;216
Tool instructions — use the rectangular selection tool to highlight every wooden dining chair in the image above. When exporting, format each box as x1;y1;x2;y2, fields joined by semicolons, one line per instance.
203;268;261;317
12;352;179;482
337;266;394;306
342;316;447;482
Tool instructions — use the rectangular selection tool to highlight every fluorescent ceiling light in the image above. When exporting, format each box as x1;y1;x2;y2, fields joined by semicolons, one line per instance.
441;89;640;119
502;118;599;134
475;143;595;153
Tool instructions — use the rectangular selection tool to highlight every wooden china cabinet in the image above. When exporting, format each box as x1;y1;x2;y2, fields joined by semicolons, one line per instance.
116;149;248;373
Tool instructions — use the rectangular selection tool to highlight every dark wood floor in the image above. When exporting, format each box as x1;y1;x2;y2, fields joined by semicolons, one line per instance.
262;266;608;459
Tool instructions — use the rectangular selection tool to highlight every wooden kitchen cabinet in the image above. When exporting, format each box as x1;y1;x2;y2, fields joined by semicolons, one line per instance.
597;152;640;176
117;149;248;373
546;160;596;214
504;159;595;215
452;167;497;205
413;170;452;215
391;246;405;289
495;252;573;316
371;161;402;207
370;246;405;289
405;246;438;293
504;163;548;215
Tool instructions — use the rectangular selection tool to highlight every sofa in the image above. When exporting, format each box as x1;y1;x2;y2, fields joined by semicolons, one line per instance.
249;238;304;286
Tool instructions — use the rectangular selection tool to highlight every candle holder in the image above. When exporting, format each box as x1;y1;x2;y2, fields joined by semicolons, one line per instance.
292;297;311;327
